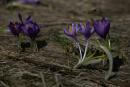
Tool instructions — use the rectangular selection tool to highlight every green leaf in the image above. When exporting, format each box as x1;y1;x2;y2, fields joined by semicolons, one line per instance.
100;45;114;80
82;58;102;65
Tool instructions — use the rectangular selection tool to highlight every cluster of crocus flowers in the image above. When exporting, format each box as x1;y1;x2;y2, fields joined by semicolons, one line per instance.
64;17;114;80
8;13;40;52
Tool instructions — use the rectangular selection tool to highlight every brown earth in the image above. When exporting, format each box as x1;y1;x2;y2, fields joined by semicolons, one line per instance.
0;0;130;87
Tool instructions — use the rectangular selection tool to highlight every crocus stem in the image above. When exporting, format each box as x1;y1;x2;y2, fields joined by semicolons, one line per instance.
100;45;114;80
17;39;21;53
108;39;111;50
76;42;82;60
17;35;22;53
74;41;88;69
81;41;89;63
73;42;83;69
73;61;81;69
31;40;38;52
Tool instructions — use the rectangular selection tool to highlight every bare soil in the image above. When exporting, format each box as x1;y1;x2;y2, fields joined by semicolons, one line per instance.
0;0;130;87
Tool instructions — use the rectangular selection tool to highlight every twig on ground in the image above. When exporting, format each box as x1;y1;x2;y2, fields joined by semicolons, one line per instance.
54;74;63;87
0;81;10;87
39;72;47;87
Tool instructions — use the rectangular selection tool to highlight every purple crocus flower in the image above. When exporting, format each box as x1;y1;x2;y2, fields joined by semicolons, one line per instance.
94;17;110;39
19;0;40;4
64;23;79;41
79;22;94;40
21;17;40;40
8;21;22;36
8;13;24;36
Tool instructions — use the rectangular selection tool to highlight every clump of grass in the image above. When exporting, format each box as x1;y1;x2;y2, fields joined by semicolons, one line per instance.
49;29;75;55
53;35;71;46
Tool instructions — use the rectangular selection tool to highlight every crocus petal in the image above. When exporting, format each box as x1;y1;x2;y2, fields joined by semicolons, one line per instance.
79;23;85;33
8;22;22;36
71;23;75;34
21;21;40;39
27;27;36;38
64;28;73;37
26;16;32;22
84;22;92;40
75;23;80;32
79;21;93;40
91;27;95;34
94;17;110;39
18;13;23;23
64;23;78;41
